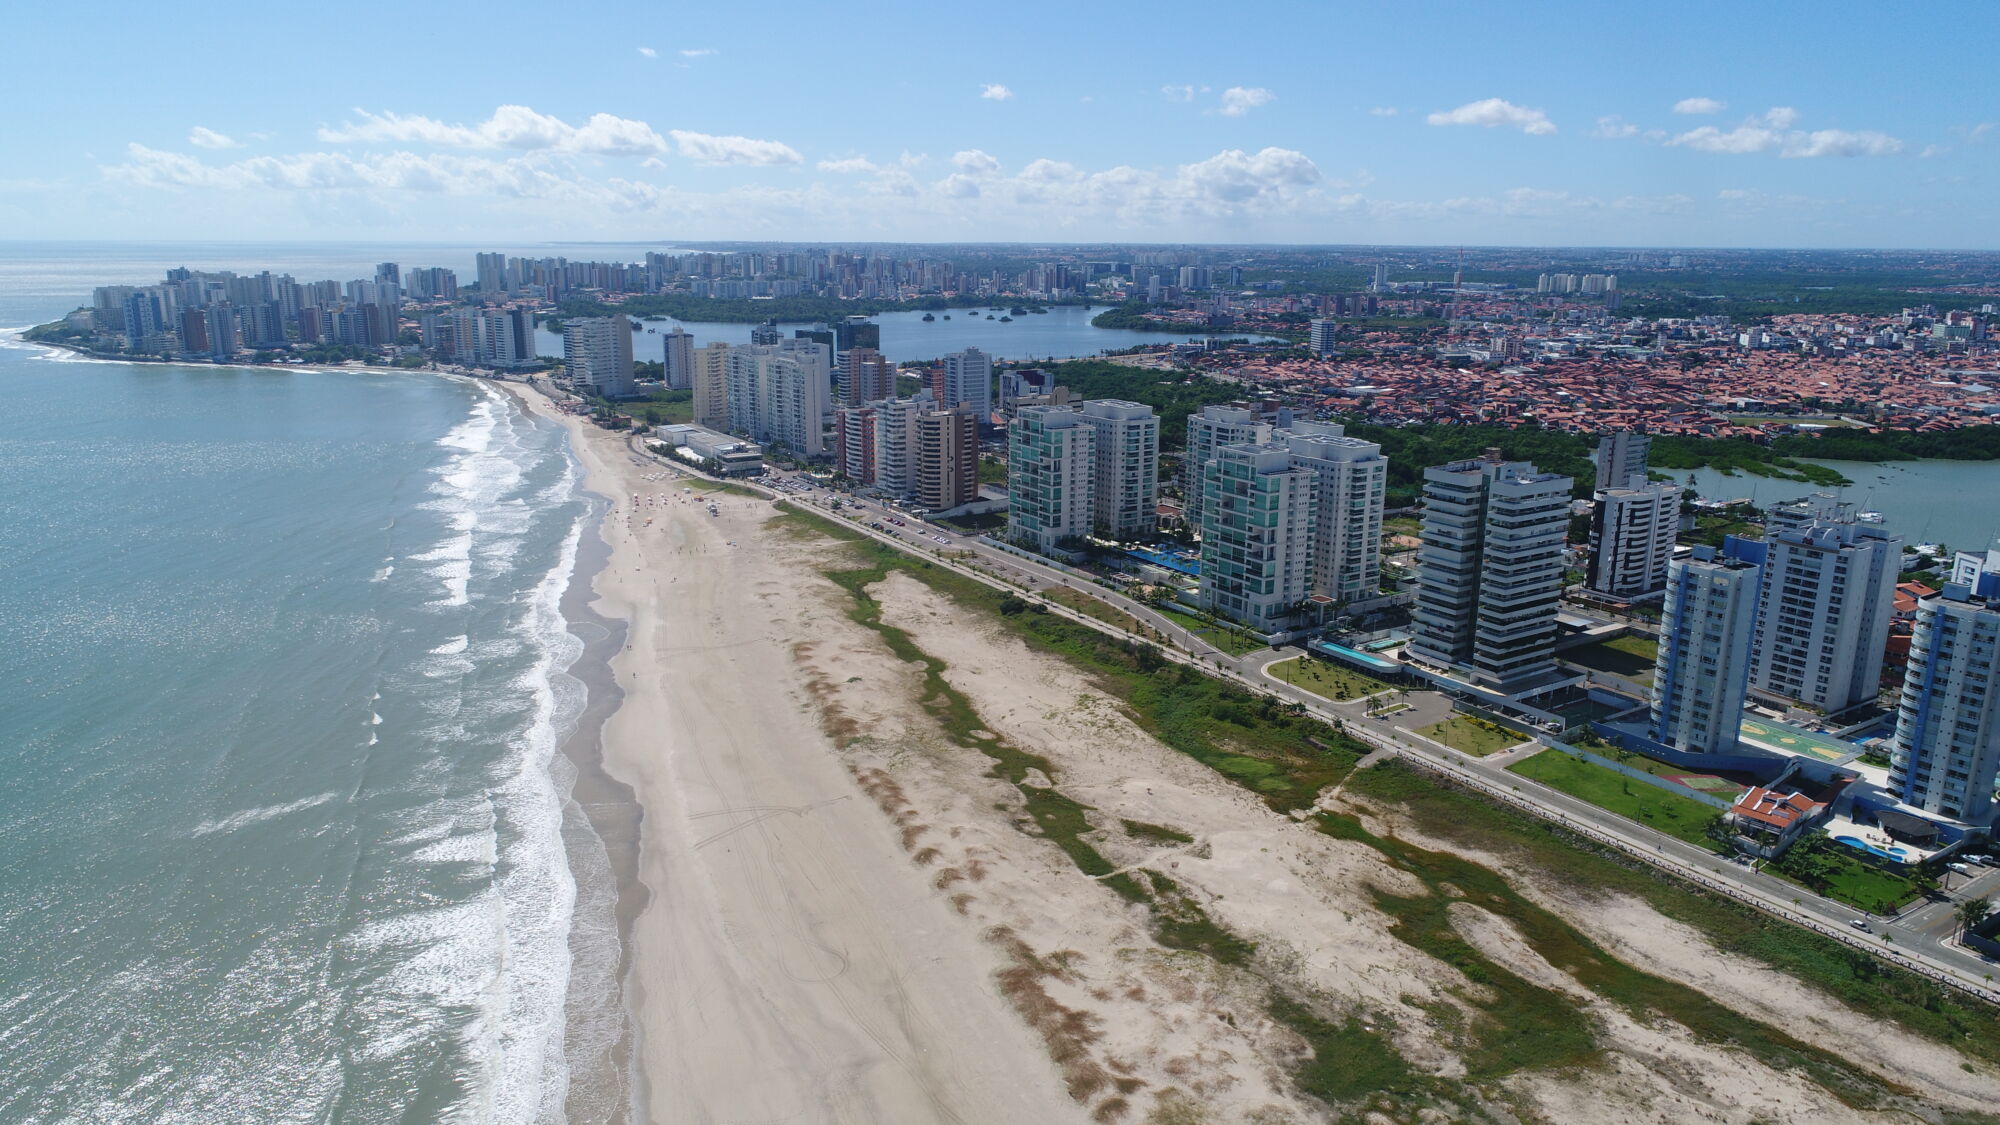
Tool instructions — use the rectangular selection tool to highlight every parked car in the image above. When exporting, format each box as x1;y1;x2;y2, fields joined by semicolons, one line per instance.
1949;862;1975;875
1849;918;1872;932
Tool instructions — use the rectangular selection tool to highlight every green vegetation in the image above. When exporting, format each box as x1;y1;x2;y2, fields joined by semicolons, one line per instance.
1686;507;1764;548
1772;426;2000;463
1561;635;1659;683
1038;585;1141;633
1348;760;2000;1072
1158;606;1268;656
613;386;694;427
1267;655;1396;701
1509;749;1728;851
1036;360;1239;448
1120;819;1194;845
1767;835;1926;914
1315;788;1897;1108
1414;716;1523;757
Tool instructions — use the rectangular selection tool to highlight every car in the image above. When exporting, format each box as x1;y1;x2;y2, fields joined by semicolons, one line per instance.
1949;862;1975;875
1849;918;1872;932
1965;854;1995;866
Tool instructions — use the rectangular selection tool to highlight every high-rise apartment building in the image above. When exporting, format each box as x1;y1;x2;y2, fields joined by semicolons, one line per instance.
940;347;993;421
1197;443;1318;633
1007;405;1095;553
1594;430;1651;490
1280;422;1388;606
1408;453;1573;695
661;327;693;390
475;253;507;295
1586;482;1681;602
1749;518;1901;716
724;340;830;457
1887;565;2000;823
840;347;894;406
564;317;636;398
1650;547;1762;754
205;303;239;360
691;342;732;431
1078;399;1160;539
1308;318;1339;356
914;407;980;513
1183;402;1291;528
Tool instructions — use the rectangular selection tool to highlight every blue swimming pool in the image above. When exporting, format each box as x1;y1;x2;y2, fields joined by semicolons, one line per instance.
1833;834;1914;863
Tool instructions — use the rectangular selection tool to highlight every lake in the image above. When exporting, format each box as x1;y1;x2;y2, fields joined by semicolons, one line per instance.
1677;457;2000;550
535;304;1280;366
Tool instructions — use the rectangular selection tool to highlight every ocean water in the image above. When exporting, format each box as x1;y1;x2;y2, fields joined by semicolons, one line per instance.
0;246;617;1122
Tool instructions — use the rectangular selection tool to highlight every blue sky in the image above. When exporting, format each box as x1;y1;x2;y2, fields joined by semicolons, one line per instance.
4;0;1991;248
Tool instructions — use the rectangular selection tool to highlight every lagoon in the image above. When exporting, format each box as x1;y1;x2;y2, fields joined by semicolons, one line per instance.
535;303;1280;366
1678;457;2000;549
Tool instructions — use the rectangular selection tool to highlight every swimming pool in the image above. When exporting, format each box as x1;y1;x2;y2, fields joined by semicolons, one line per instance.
1833;834;1915;863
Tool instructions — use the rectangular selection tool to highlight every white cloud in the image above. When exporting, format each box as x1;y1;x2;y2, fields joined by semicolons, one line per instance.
1368;106;1399;117
1670;108;1903;158
680;48;716;57
1920;144;1949;159
1672;97;1726;115
1592;116;1639;140
1426;98;1555;135
980;84;1014;101
1162;85;1195;103
1177;146;1318;201
817;155;880;174
669;130;803;167
318;105;668;156
188;127;241;149
952;149;1002;176
637;46;657;58
1217;87;1274;117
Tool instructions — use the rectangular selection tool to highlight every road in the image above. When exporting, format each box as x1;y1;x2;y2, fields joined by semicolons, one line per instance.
620;433;2000;1004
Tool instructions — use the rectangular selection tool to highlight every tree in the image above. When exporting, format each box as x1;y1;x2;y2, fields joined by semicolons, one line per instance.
1958;896;1993;938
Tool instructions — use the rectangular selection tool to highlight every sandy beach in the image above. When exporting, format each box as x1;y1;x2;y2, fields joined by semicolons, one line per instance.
505;377;2000;1125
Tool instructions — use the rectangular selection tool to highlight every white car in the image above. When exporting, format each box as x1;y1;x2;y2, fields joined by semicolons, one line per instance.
1849;918;1872;932
1949;862;1975;875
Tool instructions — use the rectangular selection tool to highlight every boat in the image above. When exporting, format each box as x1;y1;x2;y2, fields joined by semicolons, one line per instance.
921;312;935;322
943;315;951;320
1858;509;1886;523
999;315;1013;323
986;314;995;320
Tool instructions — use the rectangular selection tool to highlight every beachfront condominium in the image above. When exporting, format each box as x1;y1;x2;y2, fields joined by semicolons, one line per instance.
1308;318;1339;356
1008;405;1095;553
1586;480;1681;602
1886;564;2000;823
563;317;636;399
941;347;993;422
662;327;693;390
1183;402;1292;528
1078;399;1160;539
914;406;980;513
1650;547;1762;755
1196;443;1318;634
1749;517;1901;716
1408;453;1574;695
724;339;831;457
691;341;731;430
1280;422;1388;606
836;393;933;496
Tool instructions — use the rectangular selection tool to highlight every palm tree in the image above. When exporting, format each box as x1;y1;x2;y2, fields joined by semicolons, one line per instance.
1958;896;1993;939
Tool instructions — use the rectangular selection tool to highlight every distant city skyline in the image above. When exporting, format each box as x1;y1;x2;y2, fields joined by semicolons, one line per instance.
5;0;1992;249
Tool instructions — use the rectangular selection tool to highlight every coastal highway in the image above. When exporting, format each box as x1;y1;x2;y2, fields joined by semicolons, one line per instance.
624;434;2000;1004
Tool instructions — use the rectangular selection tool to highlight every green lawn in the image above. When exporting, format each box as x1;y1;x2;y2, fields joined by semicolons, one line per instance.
1159;607;1268;656
1268;655;1397;701
1767;839;1927;915
1415;716;1525;757
1562;635;1659;684
1508;749;1726;851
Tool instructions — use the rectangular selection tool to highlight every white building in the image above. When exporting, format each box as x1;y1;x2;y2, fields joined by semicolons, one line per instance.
1408;453;1574;695
691;341;731;430
1078;399;1160;539
1007;405;1095;553
724;339;830;457
1197;443;1317;634
1887;567;2000;823
563;317;635;398
1280;423;1388;606
940;346;993;422
1650;548;1762;754
1594;430;1651;490
1750;518;1901;716
1586;482;1681;602
1308;318;1339;356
